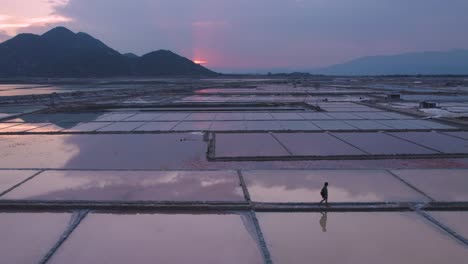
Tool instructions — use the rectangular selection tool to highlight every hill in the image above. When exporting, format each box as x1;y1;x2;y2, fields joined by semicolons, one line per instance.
0;27;216;77
315;50;468;76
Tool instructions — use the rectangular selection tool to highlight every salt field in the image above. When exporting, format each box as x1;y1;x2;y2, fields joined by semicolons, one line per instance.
1;77;468;263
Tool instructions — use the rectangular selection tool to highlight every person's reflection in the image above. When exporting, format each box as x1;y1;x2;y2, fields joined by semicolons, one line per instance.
319;212;328;232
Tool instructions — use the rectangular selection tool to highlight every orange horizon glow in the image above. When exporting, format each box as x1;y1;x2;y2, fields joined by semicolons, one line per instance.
193;59;208;65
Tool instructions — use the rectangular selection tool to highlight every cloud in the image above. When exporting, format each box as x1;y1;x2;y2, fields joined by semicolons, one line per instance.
0;0;71;35
0;15;72;35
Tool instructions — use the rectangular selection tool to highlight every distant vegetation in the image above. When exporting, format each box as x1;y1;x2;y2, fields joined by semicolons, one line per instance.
0;27;216;77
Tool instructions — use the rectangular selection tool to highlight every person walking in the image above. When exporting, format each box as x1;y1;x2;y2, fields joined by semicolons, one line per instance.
319;182;329;207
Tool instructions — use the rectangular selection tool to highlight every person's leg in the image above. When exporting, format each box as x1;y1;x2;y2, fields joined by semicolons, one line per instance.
325;197;329;207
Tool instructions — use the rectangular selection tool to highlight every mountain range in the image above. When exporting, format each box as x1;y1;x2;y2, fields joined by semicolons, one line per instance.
315;50;468;75
0;27;216;77
1;26;466;76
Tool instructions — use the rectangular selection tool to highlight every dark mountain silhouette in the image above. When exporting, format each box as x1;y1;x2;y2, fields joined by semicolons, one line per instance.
123;53;139;59
0;26;216;77
315;50;468;75
133;50;211;76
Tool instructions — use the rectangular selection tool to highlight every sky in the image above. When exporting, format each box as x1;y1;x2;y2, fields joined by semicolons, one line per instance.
1;0;468;73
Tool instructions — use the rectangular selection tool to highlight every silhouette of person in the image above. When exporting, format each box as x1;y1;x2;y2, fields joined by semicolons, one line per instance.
319;212;328;232
319;182;329;207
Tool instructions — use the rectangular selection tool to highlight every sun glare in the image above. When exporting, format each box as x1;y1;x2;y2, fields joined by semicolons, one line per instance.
193;59;208;65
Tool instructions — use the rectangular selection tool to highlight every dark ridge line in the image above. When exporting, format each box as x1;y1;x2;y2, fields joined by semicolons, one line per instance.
237;170;251;202
206;132;216;160
0;170;44;197
269;133;294;155
0;126;464;135
416;210;468;247
40;210;89;264
1;168;466;172
383;131;444;154
326;132;371;155
209;153;468;162
385;170;436;202
1;201;468;212
439;131;468;141
249;210;273;264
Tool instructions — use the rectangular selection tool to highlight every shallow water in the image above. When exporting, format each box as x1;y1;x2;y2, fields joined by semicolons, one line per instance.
258;212;468;264
333;132;436;155
391;169;468;201
0;212;73;264
244;170;428;203
215;133;289;157
0;170;38;193
2;170;244;201
0;134;207;169
273;133;365;156
49;213;264;264
390;132;468;154
429;211;468;239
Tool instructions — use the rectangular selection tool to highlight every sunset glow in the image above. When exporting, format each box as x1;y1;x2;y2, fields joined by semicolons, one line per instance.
193;60;208;65
0;15;72;35
1;0;468;71
0;0;71;36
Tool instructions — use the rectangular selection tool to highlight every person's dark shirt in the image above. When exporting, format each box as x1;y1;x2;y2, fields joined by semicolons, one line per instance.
321;186;328;198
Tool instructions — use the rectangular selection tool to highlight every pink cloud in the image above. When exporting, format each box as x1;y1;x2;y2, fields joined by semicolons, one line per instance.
0;15;72;35
0;0;71;36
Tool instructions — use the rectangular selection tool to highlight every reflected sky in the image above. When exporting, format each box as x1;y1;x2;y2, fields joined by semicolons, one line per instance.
429;211;468;240
332;132;436;155
258;212;468;264
14;112;109;130
1;134;468;170
0;134;80;168
0;212;72;264
389;132;468;154
244;170;428;203
49;213;264;264
0;133;208;169
2;170;244;201
0;170;38;193
216;133;289;157
392;169;468;201
273;133;365;156
0;85;132;97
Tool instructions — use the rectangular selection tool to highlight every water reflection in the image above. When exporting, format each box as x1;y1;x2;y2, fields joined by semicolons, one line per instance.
0;170;38;193
0;85;130;97
19;112;108;129
392;169;468;201
244;170;428;203
0;212;72;264
2;170;244;202
0;135;80;168
0;133;210;169
258;212;468;264
49;213;264;264
319;212;328;232
428;211;468;239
